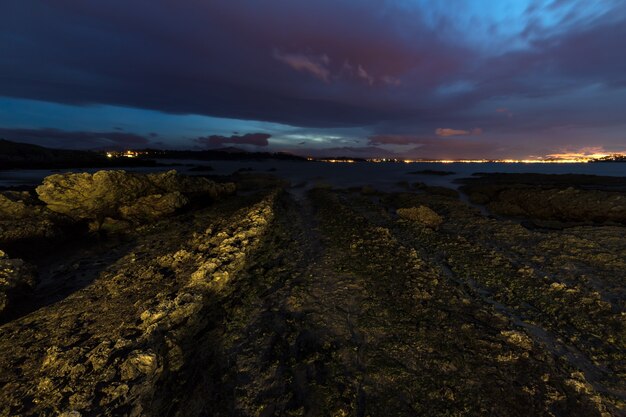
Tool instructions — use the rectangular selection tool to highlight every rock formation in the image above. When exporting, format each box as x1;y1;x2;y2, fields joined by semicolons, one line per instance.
36;170;235;227
397;205;444;228
0;191;42;220
0;250;36;317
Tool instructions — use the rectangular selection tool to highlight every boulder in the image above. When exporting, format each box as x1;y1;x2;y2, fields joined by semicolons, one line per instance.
36;170;235;226
0;200;68;250
119;192;189;222
0;250;36;316
0;191;42;220
397;205;444;228
36;170;151;221
146;170;236;196
464;184;626;224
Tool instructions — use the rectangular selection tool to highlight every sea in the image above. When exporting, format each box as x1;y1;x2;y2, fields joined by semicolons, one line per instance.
1;160;625;191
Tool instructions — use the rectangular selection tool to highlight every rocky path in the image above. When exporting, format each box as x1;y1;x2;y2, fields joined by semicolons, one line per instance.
0;188;624;416
0;191;274;416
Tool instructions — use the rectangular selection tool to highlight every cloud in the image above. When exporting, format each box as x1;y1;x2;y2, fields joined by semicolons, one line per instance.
195;132;271;148
311;146;396;157
0;0;625;142
0;127;151;149
367;134;500;159
274;51;331;82
435;128;482;137
368;135;429;145
356;65;374;85
496;108;513;118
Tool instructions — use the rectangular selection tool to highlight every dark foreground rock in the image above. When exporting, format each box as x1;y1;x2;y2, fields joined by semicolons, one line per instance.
0;250;36;317
0;191;70;254
0;190;277;417
0;175;623;416
459;173;626;225
0;191;43;219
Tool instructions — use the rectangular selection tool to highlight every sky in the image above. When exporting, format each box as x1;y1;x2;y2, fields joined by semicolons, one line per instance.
1;0;625;159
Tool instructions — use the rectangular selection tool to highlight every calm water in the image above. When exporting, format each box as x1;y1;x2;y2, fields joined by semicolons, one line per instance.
1;160;625;191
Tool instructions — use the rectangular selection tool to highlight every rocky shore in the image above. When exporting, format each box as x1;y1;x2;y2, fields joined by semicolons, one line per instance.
0;170;624;416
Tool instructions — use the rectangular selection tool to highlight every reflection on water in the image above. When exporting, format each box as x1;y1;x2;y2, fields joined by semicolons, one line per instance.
1;160;625;191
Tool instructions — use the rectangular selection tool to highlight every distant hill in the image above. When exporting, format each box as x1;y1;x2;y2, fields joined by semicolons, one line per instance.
0;139;158;169
0;139;100;162
140;148;308;162
0;139;307;170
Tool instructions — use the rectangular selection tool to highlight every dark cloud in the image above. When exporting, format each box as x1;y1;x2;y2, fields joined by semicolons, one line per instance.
195;133;271;148
0;1;624;150
0;127;150;149
367;134;500;159
310;146;396;158
368;135;430;146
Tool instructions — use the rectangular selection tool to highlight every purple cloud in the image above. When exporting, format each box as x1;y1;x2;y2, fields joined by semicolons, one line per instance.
435;128;482;137
274;51;331;82
0;1;624;155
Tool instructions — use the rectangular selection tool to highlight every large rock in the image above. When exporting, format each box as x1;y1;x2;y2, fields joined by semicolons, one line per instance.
36;170;235;226
146;170;236;196
0;191;43;220
464;185;626;224
0;250;36;316
0;192;67;249
397;205;444;228
119;192;189;222
459;173;626;225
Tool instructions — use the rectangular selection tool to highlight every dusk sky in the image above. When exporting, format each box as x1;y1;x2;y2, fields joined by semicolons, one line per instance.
1;0;625;159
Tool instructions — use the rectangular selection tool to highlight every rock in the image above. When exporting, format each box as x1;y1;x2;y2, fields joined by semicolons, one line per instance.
488;187;626;224
397;205;444;228
0;191;74;250
0;216;58;240
146;170;236;196
36;170;235;226
360;185;377;195
120;351;159;381
0;250;36;316
500;330;533;350
411;183;459;198
36;170;151;221
0;191;42;220
119;192;188;222
459;173;626;224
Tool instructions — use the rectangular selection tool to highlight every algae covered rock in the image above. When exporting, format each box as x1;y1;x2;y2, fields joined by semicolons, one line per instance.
35;170;151;221
459;173;626;225
0;190;74;249
146;170;236;196
0;250;36;316
36;170;235;226
119;192;189;221
0;191;43;220
397;205;444;228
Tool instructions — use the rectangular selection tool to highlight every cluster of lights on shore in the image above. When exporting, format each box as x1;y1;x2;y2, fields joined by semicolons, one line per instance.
316;156;623;164
106;150;146;158
106;151;622;164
